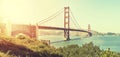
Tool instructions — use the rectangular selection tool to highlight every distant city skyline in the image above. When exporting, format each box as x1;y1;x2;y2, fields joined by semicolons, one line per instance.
0;0;120;33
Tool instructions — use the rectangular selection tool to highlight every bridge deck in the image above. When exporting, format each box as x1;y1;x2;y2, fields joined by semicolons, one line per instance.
38;26;92;36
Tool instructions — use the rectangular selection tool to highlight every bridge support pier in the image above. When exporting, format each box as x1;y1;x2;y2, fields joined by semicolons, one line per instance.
64;7;70;40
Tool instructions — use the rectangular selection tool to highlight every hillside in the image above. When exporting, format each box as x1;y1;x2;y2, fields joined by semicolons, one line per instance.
0;34;120;57
0;34;62;57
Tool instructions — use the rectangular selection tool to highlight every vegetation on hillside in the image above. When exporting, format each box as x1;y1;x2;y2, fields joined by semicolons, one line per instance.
57;42;120;57
0;34;120;57
0;34;62;57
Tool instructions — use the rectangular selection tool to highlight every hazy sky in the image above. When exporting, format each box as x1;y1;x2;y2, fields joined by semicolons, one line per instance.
0;0;120;33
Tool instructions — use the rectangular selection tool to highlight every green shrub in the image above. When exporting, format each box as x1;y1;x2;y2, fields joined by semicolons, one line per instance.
57;42;120;57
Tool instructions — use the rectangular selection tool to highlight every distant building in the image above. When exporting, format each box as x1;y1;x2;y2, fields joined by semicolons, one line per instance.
0;23;6;34
11;24;36;38
0;23;37;38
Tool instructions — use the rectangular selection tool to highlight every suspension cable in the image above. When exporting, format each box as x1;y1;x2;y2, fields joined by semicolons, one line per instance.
38;9;63;25
36;8;63;24
70;9;81;29
71;16;80;29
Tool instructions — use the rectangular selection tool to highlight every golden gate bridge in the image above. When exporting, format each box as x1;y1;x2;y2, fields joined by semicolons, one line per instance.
3;6;92;40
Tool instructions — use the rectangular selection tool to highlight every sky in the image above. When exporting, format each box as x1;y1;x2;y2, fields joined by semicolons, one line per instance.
0;0;120;33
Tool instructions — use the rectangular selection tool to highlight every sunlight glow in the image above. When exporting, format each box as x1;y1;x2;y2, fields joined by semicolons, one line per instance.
1;0;57;24
1;0;29;24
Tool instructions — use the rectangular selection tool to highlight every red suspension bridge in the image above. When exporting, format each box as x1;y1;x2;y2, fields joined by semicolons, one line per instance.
1;7;92;40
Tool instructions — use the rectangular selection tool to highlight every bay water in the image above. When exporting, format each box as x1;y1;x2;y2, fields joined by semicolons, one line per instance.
38;35;120;52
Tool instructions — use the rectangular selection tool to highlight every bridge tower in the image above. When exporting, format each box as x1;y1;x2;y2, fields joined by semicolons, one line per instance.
64;7;70;40
88;24;91;32
88;24;92;36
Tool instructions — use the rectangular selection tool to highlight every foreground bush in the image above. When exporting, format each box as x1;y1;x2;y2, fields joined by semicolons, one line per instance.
57;42;120;57
57;42;100;57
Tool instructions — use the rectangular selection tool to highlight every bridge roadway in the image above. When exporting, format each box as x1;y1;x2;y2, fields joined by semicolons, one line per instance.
37;26;92;36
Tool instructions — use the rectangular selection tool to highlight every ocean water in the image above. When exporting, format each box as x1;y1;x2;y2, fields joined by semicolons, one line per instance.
38;35;120;52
